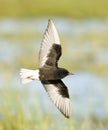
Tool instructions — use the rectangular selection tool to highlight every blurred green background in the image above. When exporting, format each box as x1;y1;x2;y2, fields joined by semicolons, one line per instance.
0;0;108;130
0;0;108;18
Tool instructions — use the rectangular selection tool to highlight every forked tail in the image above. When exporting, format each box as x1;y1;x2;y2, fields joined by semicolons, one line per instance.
20;68;39;84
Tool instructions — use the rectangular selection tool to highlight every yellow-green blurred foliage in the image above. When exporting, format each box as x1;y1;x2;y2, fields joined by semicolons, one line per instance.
0;0;108;18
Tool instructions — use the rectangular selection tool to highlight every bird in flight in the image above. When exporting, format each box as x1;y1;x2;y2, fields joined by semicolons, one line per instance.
20;19;73;118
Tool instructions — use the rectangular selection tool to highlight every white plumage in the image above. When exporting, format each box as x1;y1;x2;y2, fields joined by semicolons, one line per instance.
20;68;39;84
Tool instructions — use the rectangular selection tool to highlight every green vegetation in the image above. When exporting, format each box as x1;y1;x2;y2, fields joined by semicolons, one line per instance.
0;85;108;130
0;0;108;18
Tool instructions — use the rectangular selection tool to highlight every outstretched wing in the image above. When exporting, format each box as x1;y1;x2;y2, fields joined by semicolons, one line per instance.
39;19;61;67
41;80;71;118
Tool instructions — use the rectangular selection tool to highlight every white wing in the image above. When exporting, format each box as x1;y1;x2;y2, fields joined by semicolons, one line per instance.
39;19;61;67
41;80;71;118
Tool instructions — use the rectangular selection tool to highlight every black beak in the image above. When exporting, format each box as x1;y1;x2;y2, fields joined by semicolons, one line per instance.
69;72;74;75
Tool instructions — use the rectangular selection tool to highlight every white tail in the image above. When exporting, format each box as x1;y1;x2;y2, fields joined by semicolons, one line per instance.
20;68;39;84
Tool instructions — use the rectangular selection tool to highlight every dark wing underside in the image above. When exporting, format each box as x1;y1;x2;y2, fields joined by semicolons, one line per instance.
41;80;71;118
45;44;61;67
39;19;61;67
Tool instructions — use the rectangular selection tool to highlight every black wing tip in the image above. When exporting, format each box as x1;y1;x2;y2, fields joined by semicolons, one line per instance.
48;19;54;25
61;112;71;119
66;116;70;119
62;109;71;119
48;19;52;22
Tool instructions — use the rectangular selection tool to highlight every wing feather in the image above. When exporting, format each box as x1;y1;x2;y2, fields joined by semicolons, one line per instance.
39;20;61;67
41;80;71;118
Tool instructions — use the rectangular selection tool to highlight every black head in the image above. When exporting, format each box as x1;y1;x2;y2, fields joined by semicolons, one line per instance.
57;68;71;79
